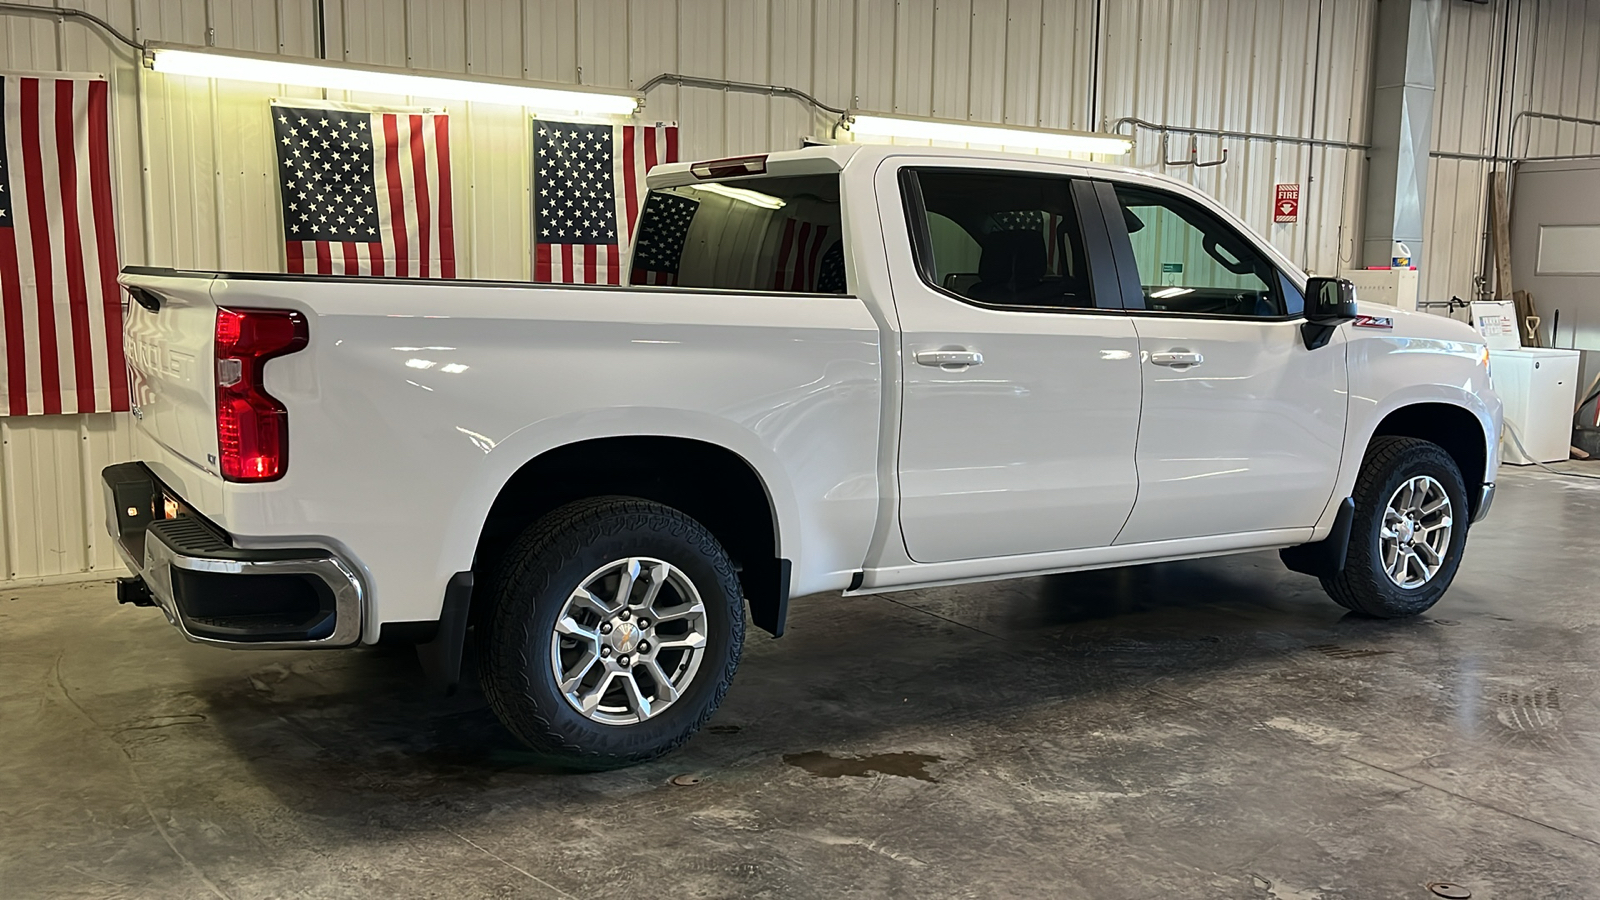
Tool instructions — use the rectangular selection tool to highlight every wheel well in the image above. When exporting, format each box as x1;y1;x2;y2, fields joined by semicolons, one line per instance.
472;436;786;633
1371;403;1488;512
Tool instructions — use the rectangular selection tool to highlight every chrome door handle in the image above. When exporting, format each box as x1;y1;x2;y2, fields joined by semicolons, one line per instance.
1149;351;1203;367
915;349;984;368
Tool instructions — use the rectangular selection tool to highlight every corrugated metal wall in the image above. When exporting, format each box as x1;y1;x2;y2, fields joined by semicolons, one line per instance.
1100;0;1375;279
1425;0;1600;306
0;0;1595;582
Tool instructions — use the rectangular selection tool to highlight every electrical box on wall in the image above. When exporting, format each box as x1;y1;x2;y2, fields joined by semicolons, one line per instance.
1344;268;1419;312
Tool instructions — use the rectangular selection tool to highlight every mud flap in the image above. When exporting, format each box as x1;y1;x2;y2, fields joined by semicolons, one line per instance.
1280;498;1356;578
416;571;474;695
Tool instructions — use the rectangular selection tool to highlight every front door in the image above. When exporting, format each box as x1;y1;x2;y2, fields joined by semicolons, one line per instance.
1098;181;1349;545
887;164;1143;563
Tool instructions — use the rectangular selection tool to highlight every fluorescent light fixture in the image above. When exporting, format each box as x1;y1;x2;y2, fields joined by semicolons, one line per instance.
1150;286;1195;299
440;363;469;374
405;358;437;369
846;112;1133;156
692;183;787;209
149;45;640;114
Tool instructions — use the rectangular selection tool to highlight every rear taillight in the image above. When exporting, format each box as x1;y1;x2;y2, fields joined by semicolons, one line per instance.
214;307;308;482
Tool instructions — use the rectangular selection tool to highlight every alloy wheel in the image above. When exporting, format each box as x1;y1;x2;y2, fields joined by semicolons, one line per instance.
1379;475;1454;589
549;557;709;726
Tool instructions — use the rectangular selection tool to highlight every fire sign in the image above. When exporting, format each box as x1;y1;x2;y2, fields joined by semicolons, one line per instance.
1275;184;1300;223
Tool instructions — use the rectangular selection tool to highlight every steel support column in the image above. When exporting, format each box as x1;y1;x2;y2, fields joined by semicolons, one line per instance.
1362;0;1441;270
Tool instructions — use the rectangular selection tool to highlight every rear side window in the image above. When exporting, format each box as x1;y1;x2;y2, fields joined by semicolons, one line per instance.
630;175;846;293
908;169;1094;309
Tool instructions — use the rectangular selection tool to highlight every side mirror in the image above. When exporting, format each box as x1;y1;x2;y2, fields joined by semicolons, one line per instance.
1301;276;1358;349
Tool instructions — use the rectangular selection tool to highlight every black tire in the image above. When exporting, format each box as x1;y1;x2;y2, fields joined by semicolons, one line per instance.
1320;436;1470;618
477;496;745;770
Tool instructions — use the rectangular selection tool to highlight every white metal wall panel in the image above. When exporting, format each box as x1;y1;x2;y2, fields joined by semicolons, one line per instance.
628;0;676;121
967;0;1008;125
578;0;629;89
0;413;137;581
464;0;521;78
812;0;853;113
1;0;1596;582
677;0;726;162
724;0;771;156
765;0;812;146
1036;0;1091;131
893;0;935;117
527;0;579;82
1099;0;1373;276
1000;0;1042;126
1424;0;1600;306
931;0;973;120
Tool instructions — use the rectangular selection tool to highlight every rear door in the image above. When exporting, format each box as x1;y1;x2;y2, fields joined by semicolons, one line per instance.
886;163;1143;563
121;272;221;476
1096;181;1348;544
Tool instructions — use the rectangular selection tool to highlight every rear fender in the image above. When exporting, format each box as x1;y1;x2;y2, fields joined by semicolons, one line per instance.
436;406;802;596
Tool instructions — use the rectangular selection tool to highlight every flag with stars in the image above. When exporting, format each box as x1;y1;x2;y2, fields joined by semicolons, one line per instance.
533;120;677;285
990;210;1066;275
629;192;698;285
272;101;455;278
0;73;128;417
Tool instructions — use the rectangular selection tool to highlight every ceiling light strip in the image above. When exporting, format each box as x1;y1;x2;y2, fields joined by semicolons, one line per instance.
149;45;640;115
845;112;1134;156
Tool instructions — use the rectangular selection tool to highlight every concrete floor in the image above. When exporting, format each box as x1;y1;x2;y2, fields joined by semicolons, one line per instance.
3;464;1598;900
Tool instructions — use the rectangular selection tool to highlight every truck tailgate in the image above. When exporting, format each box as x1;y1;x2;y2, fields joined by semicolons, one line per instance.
121;273;221;479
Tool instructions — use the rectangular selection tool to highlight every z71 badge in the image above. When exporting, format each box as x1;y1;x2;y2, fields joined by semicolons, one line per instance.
1353;315;1395;328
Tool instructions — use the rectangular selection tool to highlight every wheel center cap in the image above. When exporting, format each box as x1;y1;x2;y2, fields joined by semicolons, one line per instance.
608;621;641;654
1397;518;1417;543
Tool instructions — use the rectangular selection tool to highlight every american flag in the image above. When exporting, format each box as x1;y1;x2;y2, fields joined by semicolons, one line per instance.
771;218;838;292
272;102;455;277
816;241;847;293
0;74;127;417
533;121;677;285
629;192;698;285
991;210;1066;274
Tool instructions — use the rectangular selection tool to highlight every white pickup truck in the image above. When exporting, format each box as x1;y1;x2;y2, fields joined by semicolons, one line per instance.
108;144;1501;769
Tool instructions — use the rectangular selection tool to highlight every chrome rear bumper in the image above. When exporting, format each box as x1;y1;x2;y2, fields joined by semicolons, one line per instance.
103;462;363;649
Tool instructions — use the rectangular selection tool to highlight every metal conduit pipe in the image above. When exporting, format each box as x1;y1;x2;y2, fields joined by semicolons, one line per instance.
1428;111;1600;163
1110;116;1369;152
0;2;144;51
1432;149;1600;163
637;74;847;116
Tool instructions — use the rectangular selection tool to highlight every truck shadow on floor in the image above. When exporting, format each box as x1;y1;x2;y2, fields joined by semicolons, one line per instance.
183;551;1461;823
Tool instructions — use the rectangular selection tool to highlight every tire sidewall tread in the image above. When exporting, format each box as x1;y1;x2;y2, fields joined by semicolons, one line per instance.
1321;436;1470;618
478;496;745;770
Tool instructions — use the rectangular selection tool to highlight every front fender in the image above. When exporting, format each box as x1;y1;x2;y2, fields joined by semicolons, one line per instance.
1310;328;1500;537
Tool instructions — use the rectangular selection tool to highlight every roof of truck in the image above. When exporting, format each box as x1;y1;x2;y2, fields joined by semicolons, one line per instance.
646;142;1166;188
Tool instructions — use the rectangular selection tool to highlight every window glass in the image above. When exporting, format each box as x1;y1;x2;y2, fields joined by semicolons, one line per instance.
1112;185;1285;317
631;175;846;293
910;170;1094;309
1278;272;1306;317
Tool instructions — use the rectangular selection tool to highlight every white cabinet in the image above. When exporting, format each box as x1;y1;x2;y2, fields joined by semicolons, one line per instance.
1345;268;1419;311
1492;348;1582;464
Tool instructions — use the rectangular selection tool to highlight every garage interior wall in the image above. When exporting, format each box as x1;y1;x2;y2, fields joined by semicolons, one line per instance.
0;0;1594;583
1426;0;1600;307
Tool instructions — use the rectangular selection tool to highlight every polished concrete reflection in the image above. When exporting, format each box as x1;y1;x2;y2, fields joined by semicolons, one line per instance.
3;464;1598;898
